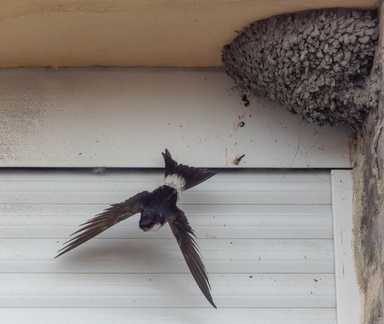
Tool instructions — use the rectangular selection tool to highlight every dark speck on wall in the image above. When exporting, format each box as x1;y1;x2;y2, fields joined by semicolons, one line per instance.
241;94;250;107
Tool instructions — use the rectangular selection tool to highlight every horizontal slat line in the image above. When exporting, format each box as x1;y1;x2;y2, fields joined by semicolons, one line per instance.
0;185;330;192
0;285;335;296
0;216;333;222
0;310;337;324
1;240;335;255
0;182;333;189
0;202;332;207
0;307;338;311
0;175;332;182
0;294;336;300
0;260;335;269
0;275;335;296
1;238;335;248
0;182;331;189
0;222;333;229
0;200;331;205
0;229;334;240
0;216;334;223
0;204;333;216
0;300;335;308
0;311;337;324
3;242;335;251
1;255;335;264
0;263;335;274
0;261;336;268
0;292;335;298
0;232;334;240
0;273;335;281
0;291;336;298
0;214;333;225
0;224;334;229
0;181;330;194
0;195;332;205
1;250;334;261
0;177;329;182
0;189;332;194
0;307;338;323
0;309;337;315
0;188;332;194
0;171;332;179
0;271;334;278
0;296;336;308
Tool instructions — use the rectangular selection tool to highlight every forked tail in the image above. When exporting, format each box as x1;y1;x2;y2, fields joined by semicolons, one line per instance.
162;149;217;191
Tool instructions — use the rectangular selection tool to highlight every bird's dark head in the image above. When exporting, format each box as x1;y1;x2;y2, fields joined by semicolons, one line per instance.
139;210;166;232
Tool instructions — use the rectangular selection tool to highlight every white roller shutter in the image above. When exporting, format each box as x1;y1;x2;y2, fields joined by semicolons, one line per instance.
0;170;336;323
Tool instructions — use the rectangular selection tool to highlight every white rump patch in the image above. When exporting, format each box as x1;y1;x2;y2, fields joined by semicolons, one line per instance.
164;174;186;195
146;223;164;232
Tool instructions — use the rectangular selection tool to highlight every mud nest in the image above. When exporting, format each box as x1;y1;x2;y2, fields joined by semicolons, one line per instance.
222;8;379;127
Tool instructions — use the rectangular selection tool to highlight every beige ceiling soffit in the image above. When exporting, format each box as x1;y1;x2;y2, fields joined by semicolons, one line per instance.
0;0;377;67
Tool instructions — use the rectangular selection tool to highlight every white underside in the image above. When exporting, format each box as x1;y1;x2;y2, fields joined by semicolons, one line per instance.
163;174;186;196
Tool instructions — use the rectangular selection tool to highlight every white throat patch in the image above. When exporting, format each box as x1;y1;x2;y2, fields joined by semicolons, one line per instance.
163;174;186;196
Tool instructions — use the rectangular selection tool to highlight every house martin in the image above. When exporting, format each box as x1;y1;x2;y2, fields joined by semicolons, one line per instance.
56;149;217;308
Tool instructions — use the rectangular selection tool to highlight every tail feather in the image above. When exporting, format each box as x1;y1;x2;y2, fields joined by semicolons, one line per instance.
162;149;217;190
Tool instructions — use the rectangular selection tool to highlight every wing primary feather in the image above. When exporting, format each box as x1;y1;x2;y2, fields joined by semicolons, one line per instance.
55;191;149;258
168;209;216;308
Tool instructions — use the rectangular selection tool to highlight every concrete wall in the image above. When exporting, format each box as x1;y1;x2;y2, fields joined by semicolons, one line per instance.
0;0;376;68
352;3;384;323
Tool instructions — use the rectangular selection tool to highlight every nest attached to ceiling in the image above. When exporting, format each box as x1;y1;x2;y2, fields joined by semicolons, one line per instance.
222;8;379;128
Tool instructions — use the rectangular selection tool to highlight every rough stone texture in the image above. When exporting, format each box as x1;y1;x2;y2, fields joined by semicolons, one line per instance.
352;78;384;323
352;4;384;321
222;8;379;128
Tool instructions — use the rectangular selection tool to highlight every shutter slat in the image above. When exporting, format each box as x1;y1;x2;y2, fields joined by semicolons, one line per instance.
0;170;336;322
0;308;337;324
0;226;334;239
0;296;335;308
0;192;331;205
0;261;335;274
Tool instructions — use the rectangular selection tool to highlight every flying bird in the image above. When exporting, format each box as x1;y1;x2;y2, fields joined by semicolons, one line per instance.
56;149;217;308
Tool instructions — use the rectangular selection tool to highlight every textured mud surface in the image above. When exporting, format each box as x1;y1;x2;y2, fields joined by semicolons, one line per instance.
222;8;379;128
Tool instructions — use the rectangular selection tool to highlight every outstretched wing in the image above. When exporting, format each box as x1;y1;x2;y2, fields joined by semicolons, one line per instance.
167;208;216;308
56;191;150;258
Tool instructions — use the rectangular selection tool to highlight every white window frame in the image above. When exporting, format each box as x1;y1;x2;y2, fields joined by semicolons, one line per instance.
0;68;360;323
331;170;363;324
